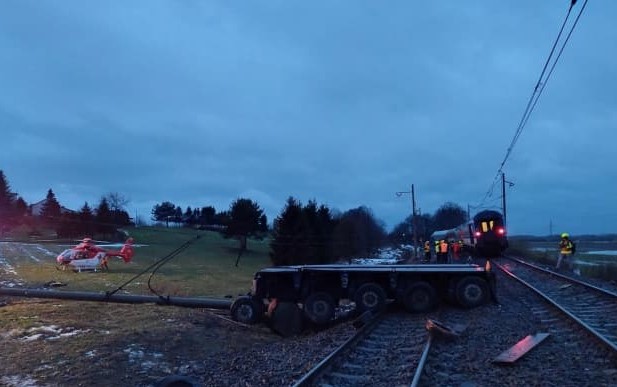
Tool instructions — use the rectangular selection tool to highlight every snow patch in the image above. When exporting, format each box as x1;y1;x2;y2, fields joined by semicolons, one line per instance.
33;245;57;257
14;244;41;262
18;325;89;342
351;246;409;265
124;344;168;371
0;251;25;287
85;350;97;358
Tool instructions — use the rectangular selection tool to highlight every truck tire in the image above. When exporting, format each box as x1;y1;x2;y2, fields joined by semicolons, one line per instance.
402;282;437;313
230;296;264;324
354;283;386;313
270;301;304;337
455;276;488;308
304;292;336;325
155;375;198;387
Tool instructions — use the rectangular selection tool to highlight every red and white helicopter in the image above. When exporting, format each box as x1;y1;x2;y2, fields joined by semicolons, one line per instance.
56;237;135;272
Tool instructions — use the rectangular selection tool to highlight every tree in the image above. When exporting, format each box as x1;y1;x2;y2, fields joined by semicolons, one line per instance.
224;198;266;253
174;206;183;223
14;197;28;218
184;206;196;225
270;197;304;265
105;192;129;212
332;206;386;262
95;197;115;237
432;202;467;231
40;189;62;227
79;202;96;237
389;213;433;245
151;201;177;225
199;206;216;225
0;170;17;234
56;212;81;239
105;192;132;227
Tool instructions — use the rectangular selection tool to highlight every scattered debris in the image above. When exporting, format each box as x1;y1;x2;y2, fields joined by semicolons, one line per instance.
493;333;550;364
426;319;467;339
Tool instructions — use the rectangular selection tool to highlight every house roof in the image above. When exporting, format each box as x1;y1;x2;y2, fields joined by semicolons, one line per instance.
29;199;75;216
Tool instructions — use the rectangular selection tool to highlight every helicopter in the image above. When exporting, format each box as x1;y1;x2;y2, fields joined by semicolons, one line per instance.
56;237;134;272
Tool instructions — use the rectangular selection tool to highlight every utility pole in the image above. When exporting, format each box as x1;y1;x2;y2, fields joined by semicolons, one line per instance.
411;184;418;259
396;184;419;260
502;172;507;228
501;172;514;229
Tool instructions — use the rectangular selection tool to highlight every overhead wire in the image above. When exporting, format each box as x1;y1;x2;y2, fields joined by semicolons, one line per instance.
478;0;587;209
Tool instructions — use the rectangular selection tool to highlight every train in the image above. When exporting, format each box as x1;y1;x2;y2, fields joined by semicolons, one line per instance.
472;210;508;257
429;210;508;259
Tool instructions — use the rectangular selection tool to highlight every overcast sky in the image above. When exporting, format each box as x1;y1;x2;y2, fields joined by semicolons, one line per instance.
1;1;615;236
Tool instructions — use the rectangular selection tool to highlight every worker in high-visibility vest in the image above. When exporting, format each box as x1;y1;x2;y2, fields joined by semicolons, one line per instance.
439;240;449;264
556;232;575;271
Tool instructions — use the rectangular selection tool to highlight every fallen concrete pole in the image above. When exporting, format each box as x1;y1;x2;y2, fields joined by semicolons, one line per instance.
0;287;232;309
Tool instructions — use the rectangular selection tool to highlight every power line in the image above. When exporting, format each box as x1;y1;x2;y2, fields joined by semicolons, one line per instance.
479;0;588;208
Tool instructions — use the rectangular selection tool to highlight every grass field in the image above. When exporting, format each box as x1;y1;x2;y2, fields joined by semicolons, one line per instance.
1;226;273;298
0;227;279;385
508;239;617;281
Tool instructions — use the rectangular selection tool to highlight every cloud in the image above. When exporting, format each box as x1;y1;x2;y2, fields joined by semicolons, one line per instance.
0;0;615;235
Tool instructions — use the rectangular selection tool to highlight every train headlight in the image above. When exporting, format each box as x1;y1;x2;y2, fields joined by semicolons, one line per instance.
497;228;505;235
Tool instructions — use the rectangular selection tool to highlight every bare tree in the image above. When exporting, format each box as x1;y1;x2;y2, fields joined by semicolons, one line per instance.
105;192;130;212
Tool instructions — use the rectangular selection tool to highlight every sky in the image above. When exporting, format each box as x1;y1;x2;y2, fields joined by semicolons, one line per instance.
1;0;615;236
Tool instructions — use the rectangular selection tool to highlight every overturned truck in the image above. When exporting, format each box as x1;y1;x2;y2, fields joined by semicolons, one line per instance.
231;262;496;334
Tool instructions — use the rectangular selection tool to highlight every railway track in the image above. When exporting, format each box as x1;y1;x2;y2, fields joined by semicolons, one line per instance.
495;256;617;353
292;310;433;387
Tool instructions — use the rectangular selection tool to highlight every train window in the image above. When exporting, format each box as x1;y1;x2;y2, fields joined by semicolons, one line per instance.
481;222;489;232
489;220;494;230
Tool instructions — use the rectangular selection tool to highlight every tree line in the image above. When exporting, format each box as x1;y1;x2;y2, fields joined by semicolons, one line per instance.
2;168;470;266
0;170;132;239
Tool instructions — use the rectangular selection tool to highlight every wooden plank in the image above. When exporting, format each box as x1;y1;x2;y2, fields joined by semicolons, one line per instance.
493;333;550;364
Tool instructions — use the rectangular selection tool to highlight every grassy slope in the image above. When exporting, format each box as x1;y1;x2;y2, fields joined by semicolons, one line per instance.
0;227;277;385
9;226;273;298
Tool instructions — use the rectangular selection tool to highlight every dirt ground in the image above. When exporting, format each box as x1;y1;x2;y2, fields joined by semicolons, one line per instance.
0;298;277;386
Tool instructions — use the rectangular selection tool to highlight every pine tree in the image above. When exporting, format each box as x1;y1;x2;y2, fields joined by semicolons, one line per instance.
40;189;62;225
224;198;266;252
79;202;95;237
0;170;17;233
95;197;114;237
270;197;304;266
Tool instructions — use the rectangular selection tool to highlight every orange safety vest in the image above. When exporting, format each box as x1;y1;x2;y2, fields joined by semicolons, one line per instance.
440;240;448;253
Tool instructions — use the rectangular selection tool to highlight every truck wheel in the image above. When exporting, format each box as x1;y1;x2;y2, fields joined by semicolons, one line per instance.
354;283;386;313
402;282;437;313
270;301;304;337
155;375;198;387
230;296;264;324
304;292;336;325
455;276;488;308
